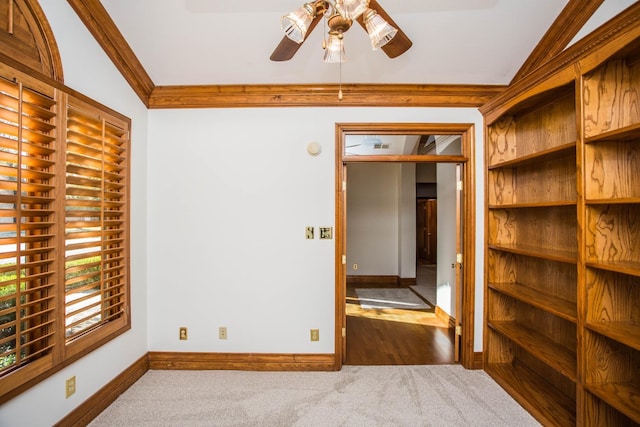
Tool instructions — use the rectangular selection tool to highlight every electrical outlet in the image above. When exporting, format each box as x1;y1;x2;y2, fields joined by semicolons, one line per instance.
310;329;319;342
219;326;227;340
353;263;358;270
65;376;76;398
179;327;188;340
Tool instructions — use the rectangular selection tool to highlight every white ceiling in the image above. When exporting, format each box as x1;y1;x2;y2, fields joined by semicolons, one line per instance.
99;0;637;87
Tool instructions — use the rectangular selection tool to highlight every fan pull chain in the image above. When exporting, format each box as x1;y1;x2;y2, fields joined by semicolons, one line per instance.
338;39;343;101
322;13;327;49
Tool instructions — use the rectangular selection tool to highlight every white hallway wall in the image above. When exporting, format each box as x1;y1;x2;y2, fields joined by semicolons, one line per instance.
345;162;417;281
346;163;402;278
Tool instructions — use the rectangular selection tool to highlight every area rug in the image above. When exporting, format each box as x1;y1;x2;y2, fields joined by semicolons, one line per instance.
355;288;432;310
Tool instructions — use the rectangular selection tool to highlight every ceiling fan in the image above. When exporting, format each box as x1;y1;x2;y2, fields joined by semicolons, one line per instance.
270;0;412;62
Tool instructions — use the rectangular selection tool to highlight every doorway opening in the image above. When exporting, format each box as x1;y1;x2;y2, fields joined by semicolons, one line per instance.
344;161;455;365
334;123;477;369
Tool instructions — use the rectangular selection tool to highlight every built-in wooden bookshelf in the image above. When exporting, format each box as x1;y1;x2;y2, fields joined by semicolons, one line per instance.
481;5;640;425
581;43;640;426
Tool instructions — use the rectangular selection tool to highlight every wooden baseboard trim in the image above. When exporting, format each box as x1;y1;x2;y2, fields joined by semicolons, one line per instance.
347;275;416;287
399;277;417;287
473;352;484;370
148;352;338;371
435;305;456;329
54;354;149;427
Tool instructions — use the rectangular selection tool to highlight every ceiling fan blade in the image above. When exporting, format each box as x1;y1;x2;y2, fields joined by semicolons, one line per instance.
357;0;413;58
270;37;303;61
270;14;324;61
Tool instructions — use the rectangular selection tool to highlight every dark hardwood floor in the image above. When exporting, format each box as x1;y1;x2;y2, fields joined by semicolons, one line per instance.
345;283;456;365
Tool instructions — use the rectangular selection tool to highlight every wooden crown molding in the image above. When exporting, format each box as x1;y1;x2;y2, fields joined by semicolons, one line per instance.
67;0;154;107
511;0;604;84
148;83;506;109
481;1;640;122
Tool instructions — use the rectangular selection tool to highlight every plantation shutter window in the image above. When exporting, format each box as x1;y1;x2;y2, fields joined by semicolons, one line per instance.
64;98;129;341
0;63;130;403
0;74;57;377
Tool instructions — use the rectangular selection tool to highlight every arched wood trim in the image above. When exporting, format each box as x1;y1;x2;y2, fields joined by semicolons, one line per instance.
0;0;63;81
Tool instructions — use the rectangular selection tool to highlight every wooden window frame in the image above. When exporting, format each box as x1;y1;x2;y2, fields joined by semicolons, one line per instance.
0;61;130;404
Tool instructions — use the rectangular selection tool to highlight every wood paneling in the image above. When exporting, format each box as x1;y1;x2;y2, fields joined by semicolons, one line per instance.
585;140;640;201
583;59;640;138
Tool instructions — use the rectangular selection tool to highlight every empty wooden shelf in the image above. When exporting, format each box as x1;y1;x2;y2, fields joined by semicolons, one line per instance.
481;6;640;425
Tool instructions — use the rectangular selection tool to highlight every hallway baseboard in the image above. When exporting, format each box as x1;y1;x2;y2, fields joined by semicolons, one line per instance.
435;305;456;329
346;275;412;287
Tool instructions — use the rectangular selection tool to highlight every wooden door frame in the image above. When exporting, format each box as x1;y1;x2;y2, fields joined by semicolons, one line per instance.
334;123;477;369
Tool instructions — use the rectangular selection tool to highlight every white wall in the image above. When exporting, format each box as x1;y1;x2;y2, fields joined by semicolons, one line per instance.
347;163;400;276
147;107;485;356
0;3;150;427
436;139;463;318
399;164;417;279
436;163;458;317
346;163;416;279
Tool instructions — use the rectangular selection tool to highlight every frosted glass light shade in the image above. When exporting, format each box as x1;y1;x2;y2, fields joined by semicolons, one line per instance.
281;5;315;43
364;9;397;50
323;34;346;63
336;0;368;20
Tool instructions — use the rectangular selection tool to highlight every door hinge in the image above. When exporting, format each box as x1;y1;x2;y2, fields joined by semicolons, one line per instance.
342;181;346;191
456;325;462;336
342;327;346;337
342;255;346;265
456;253;463;264
457;180;463;191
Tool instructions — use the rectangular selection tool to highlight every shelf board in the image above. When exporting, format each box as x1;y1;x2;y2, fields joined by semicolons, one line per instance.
488;282;577;322
489;243;577;264
585;122;640;143
585;382;640;424
488;142;576;170
586;260;640;277
586;198;640;205
488;321;577;381
489;200;576;209
585;321;640;351
486;362;576;427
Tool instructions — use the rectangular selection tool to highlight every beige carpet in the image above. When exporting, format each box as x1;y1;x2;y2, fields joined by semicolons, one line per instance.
89;365;540;426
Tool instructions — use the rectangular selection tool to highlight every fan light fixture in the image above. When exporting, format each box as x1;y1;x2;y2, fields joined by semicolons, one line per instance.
363;8;397;50
280;0;398;63
281;3;316;44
